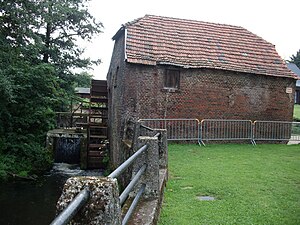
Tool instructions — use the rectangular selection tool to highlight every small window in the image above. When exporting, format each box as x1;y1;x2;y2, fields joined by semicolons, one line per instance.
164;69;180;89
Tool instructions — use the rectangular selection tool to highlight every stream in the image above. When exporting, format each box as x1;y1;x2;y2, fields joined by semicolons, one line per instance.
0;163;102;225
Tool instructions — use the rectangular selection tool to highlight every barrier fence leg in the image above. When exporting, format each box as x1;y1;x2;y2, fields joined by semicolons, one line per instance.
199;122;205;146
252;122;257;146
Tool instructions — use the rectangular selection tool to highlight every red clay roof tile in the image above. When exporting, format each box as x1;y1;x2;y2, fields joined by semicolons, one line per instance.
120;15;296;79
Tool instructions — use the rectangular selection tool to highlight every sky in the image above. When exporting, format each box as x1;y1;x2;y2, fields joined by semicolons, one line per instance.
82;0;300;80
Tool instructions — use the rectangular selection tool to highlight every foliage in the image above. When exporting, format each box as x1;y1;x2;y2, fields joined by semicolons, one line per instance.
0;143;52;180
0;0;102;180
289;49;300;68
294;104;300;121
73;71;93;88
159;144;300;225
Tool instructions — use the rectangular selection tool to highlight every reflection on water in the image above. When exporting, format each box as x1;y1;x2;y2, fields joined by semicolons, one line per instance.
0;175;67;225
0;164;102;225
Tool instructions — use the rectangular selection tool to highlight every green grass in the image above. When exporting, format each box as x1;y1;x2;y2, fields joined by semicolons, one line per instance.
159;144;300;225
294;104;300;120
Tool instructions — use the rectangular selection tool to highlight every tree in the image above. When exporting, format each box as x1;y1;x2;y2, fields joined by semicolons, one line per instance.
1;0;102;91
35;0;103;108
0;0;103;179
289;49;300;68
73;71;93;88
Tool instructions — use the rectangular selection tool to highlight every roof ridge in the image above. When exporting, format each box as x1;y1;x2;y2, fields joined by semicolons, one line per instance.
125;14;274;47
120;15;296;79
125;14;244;30
124;16;145;27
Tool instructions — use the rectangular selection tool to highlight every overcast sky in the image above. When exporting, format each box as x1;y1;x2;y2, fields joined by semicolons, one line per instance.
83;0;300;80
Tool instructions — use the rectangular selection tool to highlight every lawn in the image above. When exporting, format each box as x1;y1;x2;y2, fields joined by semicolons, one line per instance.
294;104;300;120
159;144;300;225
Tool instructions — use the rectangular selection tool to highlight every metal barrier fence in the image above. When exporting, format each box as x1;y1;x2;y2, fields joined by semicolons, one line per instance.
200;119;254;145
139;118;200;144
139;118;300;145
253;121;300;141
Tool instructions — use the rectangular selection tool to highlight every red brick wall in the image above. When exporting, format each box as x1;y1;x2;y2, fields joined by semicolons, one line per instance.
108;45;295;168
107;32;128;168
123;64;295;122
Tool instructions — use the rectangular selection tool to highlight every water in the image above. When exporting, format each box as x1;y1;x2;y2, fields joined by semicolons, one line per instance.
54;137;81;164
0;164;102;225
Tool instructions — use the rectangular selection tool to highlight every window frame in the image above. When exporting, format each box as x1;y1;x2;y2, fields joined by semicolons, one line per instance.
164;69;180;90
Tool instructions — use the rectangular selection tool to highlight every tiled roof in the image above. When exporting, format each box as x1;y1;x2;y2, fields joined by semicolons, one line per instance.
287;63;300;76
287;63;300;86
117;15;296;79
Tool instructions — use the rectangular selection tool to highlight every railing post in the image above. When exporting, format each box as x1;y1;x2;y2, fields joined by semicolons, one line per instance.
153;129;168;169
131;136;160;199
133;121;141;152
55;176;121;224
